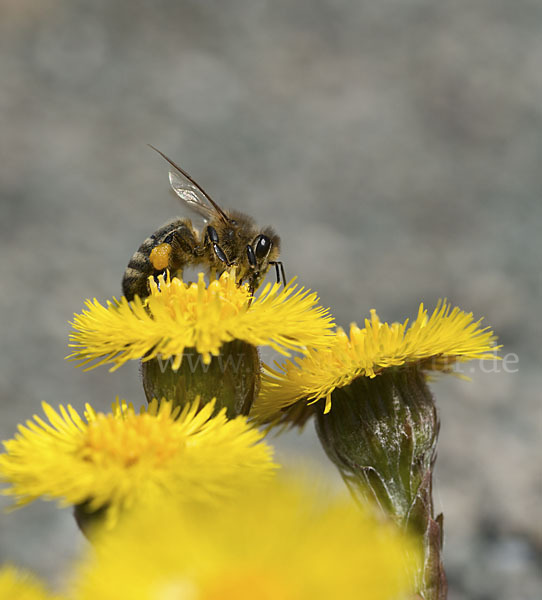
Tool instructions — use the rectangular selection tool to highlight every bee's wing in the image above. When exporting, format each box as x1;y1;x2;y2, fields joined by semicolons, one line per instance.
168;169;215;221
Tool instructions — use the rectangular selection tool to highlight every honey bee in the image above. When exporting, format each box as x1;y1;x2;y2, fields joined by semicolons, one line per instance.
122;146;285;302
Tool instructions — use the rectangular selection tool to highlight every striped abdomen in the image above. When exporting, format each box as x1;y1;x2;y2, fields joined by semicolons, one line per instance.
122;218;199;301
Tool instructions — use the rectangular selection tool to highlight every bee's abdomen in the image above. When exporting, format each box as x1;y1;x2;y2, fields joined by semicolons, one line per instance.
122;243;154;301
122;219;198;302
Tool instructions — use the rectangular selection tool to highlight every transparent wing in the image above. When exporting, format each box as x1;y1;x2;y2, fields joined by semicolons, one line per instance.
169;169;215;221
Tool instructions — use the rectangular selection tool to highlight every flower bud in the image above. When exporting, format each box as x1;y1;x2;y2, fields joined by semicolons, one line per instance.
315;366;446;599
141;340;260;418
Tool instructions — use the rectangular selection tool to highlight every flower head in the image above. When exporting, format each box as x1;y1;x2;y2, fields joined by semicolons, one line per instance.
0;398;276;527
0;566;62;600
254;300;500;421
74;478;419;600
68;271;334;370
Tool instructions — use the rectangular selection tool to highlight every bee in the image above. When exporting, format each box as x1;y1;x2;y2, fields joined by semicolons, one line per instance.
122;146;285;302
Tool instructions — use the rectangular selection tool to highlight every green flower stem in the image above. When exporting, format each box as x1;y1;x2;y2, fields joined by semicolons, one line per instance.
141;340;261;418
315;366;447;600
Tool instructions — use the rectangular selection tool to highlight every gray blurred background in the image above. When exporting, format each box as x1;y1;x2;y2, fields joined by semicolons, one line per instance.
1;1;541;598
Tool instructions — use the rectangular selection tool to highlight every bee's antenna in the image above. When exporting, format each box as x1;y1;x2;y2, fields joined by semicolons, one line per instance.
148;144;229;224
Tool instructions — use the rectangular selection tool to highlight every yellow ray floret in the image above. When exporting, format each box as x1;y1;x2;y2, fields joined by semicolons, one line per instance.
255;300;500;419
74;477;420;600
68;271;334;370
0;398;276;527
0;566;64;600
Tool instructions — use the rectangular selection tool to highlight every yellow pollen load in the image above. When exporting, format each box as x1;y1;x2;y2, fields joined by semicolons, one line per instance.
149;243;172;270
80;413;181;468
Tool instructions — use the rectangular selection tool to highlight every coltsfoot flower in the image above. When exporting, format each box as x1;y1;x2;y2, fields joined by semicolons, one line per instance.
0;398;276;529
73;478;420;600
68;270;334;417
253;300;499;599
254;299;499;421
69;270;334;371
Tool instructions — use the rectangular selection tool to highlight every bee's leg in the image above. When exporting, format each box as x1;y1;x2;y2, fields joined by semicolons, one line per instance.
144;223;199;290
164;230;197;257
152;270;169;291
212;243;231;266
269;261;286;285
164;225;201;278
204;225;219;246
204;225;233;267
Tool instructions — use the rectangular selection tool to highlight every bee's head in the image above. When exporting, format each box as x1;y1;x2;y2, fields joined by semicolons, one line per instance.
242;227;281;295
207;214;283;295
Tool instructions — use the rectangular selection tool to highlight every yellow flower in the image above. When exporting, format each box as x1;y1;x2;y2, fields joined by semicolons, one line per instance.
0;566;62;600
0;398;276;528
73;477;419;600
68;271;334;370
254;300;500;420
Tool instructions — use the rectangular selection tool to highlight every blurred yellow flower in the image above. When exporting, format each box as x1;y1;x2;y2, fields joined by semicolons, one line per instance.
0;566;63;600
73;478;419;600
0;398;276;527
254;300;500;420
69;270;334;370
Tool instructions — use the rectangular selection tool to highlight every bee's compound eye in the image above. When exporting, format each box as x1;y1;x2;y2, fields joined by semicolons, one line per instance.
254;235;271;259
